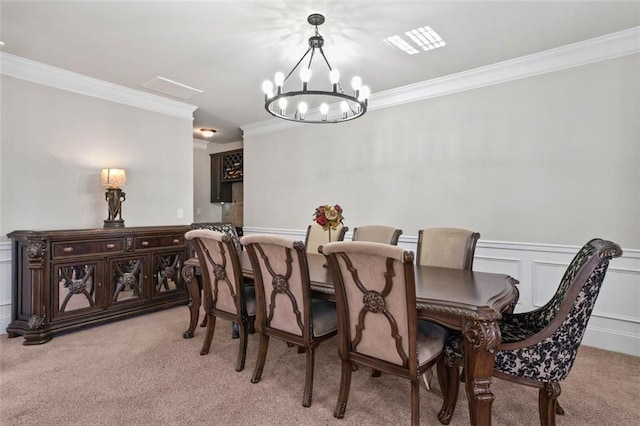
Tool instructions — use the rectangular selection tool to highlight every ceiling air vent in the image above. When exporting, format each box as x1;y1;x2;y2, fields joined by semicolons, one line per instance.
140;76;203;100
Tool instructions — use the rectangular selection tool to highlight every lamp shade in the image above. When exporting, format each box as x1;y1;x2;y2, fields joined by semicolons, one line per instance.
101;168;127;188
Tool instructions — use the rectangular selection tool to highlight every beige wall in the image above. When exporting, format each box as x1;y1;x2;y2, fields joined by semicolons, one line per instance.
243;54;640;248
0;75;194;239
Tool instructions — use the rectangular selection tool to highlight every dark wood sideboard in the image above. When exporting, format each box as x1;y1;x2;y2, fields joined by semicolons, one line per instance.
7;226;191;345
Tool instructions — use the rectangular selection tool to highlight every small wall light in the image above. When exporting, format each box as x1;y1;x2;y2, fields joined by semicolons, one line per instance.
101;168;127;228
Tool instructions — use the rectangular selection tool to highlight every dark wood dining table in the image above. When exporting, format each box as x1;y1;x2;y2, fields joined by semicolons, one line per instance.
181;251;518;426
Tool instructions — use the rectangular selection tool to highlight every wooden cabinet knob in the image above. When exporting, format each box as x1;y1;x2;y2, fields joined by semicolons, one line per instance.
106;243;115;249
173;239;180;244
63;247;74;253
141;241;149;246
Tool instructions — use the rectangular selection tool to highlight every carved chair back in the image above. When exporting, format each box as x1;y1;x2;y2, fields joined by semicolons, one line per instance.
416;227;480;270
322;241;418;369
185;229;247;316
241;234;313;339
305;224;348;254
351;225;403;246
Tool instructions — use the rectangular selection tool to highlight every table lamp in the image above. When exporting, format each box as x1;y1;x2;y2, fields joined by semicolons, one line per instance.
101;168;126;228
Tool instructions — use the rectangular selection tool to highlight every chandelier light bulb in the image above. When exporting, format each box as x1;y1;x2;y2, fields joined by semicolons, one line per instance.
320;103;329;121
262;80;274;97
274;72;285;87
340;100;349;119
298;101;308;119
278;97;288;115
351;76;362;91
300;68;312;83
329;69;340;84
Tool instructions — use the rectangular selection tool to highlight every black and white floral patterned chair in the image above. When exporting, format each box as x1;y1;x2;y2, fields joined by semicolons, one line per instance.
437;238;623;426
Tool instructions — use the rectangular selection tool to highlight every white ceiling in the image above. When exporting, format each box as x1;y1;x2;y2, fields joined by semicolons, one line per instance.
1;1;639;143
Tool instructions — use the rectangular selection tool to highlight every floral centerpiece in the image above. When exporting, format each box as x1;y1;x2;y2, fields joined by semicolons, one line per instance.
313;204;344;241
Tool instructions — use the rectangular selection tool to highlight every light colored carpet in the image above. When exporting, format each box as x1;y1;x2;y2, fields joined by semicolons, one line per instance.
1;306;638;425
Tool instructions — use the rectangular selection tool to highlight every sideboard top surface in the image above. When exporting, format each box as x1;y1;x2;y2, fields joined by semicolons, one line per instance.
8;225;191;240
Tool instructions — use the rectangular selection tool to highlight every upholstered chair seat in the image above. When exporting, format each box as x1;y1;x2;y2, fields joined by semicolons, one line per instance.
437;238;623;426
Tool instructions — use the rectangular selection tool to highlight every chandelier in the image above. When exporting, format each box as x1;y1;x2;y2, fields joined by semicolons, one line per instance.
262;14;370;124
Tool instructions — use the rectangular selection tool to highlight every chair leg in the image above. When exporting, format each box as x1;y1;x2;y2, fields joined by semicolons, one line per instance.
302;346;315;407
334;360;353;419
251;334;270;384
539;382;561;426
199;314;217;355
200;313;208;328
235;320;249;372
437;356;460;425
422;366;434;390
410;378;420;426
555;400;565;415
371;369;381;377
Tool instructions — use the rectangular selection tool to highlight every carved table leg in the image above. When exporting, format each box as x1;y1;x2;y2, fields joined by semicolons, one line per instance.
462;319;501;426
182;264;201;338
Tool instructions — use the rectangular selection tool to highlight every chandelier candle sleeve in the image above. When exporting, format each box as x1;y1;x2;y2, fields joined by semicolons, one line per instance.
262;13;370;124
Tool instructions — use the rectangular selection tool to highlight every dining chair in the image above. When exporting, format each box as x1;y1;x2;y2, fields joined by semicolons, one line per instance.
189;222;249;334
352;225;403;245
321;241;448;426
304;223;348;254
184;229;256;372
240;234;338;407
436;238;623;426
416;227;480;270
416;227;482;389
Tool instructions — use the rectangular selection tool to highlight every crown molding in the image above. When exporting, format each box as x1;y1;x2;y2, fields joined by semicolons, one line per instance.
193;139;209;150
0;52;198;119
242;26;640;136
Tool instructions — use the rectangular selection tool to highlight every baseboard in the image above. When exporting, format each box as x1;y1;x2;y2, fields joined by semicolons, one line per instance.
0;241;12;334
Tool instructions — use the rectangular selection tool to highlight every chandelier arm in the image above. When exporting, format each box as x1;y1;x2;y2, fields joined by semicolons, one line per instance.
317;46;333;71
284;47;313;82
307;48;316;69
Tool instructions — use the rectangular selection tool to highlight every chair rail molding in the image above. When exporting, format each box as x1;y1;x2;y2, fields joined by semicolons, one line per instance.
243;226;640;356
0;241;12;333
241;26;640;136
0;52;198;119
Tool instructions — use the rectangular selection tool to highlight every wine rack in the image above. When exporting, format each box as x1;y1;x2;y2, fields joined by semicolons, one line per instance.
222;150;243;182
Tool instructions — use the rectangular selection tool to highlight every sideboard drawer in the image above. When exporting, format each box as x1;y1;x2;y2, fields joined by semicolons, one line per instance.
134;235;185;250
53;239;125;258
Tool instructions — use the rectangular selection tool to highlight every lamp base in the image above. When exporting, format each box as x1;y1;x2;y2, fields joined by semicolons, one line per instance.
104;219;125;228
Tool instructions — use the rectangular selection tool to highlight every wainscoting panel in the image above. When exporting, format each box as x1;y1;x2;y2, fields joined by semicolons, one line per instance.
244;227;639;356
0;241;12;335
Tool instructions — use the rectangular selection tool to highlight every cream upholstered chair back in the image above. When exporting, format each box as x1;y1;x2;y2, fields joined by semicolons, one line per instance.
240;234;311;337
351;225;402;246
304;224;348;254
185;229;244;315
322;241;415;366
416;227;480;270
